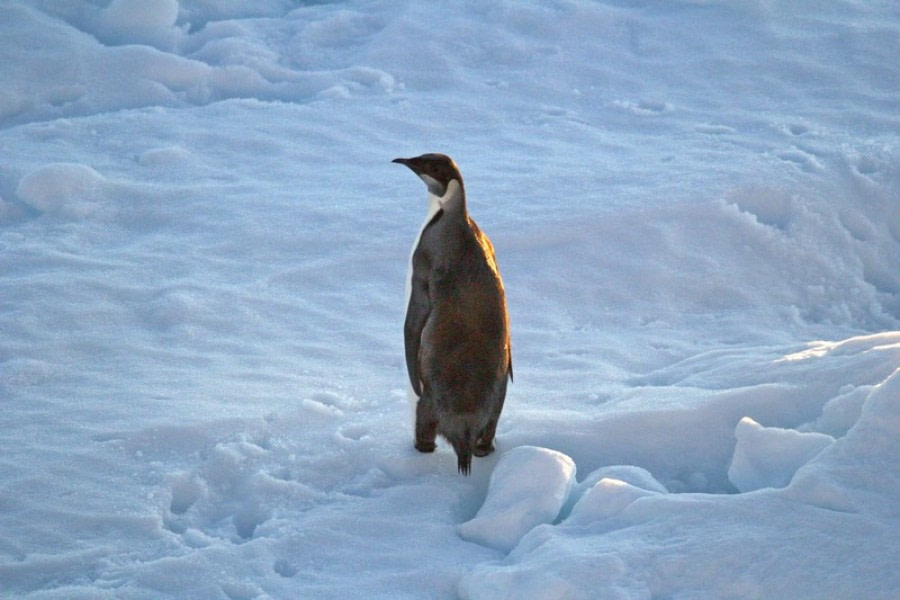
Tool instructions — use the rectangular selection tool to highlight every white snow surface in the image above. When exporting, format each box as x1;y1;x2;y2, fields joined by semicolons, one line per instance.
1;1;899;598
459;446;576;553
727;416;834;493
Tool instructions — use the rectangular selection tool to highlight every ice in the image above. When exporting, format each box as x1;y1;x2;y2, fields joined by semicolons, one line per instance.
458;446;576;552
561;464;667;521
102;0;178;30
728;416;834;493
1;0;898;597
566;478;662;526
15;162;108;217
97;0;181;48
461;344;900;599
785;367;900;515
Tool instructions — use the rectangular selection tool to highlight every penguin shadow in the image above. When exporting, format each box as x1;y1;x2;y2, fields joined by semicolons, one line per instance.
453;447;503;522
378;436;503;522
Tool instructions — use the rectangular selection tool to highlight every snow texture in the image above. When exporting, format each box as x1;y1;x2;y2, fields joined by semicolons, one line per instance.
459;446;576;552
1;0;899;598
728;416;834;493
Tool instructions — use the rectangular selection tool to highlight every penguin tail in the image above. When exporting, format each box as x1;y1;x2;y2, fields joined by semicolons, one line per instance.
451;426;475;476
457;444;473;476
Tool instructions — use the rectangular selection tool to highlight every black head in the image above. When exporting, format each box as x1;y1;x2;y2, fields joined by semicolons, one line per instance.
392;153;463;197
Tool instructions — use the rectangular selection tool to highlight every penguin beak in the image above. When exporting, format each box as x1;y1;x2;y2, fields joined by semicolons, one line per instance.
394;157;445;197
393;157;422;176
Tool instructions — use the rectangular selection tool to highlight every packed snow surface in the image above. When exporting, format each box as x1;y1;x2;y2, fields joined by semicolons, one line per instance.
1;1;899;598
727;416;834;493
458;446;576;553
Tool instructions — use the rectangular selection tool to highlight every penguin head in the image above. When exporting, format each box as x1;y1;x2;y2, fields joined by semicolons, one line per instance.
392;153;463;198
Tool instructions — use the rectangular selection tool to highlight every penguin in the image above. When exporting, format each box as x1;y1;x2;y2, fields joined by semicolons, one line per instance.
393;153;513;475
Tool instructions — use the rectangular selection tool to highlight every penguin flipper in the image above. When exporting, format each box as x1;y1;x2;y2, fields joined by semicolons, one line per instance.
404;273;430;397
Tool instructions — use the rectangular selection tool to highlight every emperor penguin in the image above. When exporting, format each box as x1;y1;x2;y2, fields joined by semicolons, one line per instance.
393;153;513;475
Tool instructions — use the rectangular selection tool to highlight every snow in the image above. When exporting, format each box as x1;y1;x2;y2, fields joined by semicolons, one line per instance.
565;477;661;527
459;446;576;553
727;416;834;493
1;0;898;598
16;162;109;217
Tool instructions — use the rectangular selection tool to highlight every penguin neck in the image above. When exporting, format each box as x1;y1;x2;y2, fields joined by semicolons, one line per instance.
424;191;443;223
437;178;466;215
405;179;465;316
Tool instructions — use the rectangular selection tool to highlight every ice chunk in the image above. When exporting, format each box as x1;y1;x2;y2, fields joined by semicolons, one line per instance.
561;464;667;521
16;162;107;217
459;446;576;552
98;0;180;48
102;0;178;31
728;417;834;492
567;478;660;526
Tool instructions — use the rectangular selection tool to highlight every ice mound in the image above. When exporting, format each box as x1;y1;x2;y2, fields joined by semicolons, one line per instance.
16;163;108;218
97;0;181;48
785;368;900;513
567;477;662;526
102;0;178;31
573;465;667;497
459;446;576;552
561;464;667;520
728;416;834;493
138;145;195;167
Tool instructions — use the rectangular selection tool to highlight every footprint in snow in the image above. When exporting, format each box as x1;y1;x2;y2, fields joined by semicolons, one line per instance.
613;99;674;116
777;147;822;172
336;423;370;442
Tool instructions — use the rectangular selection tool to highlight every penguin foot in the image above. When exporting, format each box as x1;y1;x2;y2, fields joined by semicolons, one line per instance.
414;440;436;453
473;440;495;457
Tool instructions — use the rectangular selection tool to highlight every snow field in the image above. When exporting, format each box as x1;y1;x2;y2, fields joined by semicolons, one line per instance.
459;446;576;552
1;0;899;598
